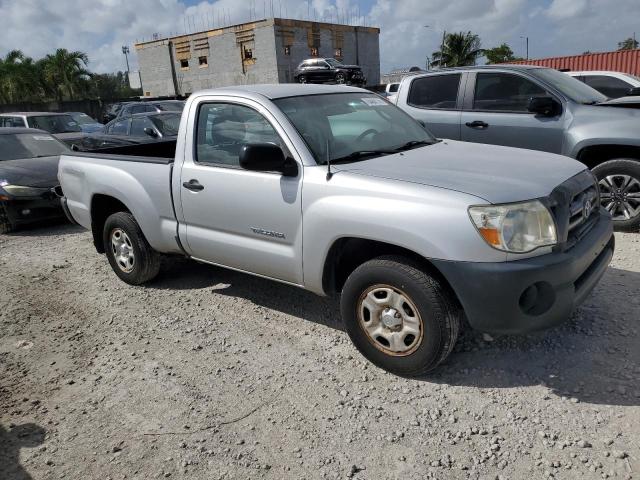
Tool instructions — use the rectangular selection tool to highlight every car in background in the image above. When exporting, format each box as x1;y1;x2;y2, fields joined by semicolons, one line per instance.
0;112;87;147
80;111;181;150
0;128;69;233
115;100;185;119
566;71;640;98
294;58;365;86
102;101;133;123
67;112;103;133
394;65;640;231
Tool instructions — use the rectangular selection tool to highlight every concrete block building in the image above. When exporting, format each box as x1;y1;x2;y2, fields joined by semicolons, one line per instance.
135;18;380;97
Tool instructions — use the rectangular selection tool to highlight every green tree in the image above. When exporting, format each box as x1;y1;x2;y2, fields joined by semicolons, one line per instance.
431;31;484;68
485;43;523;64
617;37;639;50
42;48;91;101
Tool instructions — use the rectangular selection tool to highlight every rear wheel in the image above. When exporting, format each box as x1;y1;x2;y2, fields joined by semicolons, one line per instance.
103;212;161;285
335;72;346;84
593;159;640;232
340;256;462;377
298;75;307;84
0;203;14;234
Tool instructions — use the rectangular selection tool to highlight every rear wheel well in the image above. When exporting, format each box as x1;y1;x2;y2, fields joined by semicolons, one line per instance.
322;237;453;297
90;195;130;253
577;145;640;169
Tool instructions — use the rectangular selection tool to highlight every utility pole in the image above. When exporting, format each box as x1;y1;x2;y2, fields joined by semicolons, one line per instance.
520;36;529;60
122;46;130;72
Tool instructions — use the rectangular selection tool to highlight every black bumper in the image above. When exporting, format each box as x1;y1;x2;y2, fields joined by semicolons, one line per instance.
2;195;64;227
432;209;614;334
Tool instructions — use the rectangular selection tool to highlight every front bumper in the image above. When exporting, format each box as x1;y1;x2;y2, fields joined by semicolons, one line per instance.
2;194;64;227
432;208;614;334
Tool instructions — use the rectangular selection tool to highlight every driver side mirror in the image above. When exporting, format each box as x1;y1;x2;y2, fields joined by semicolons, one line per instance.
144;127;159;138
239;143;298;177
626;87;640;96
528;96;560;116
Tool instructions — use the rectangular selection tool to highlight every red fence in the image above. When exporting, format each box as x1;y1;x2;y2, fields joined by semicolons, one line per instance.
505;49;640;76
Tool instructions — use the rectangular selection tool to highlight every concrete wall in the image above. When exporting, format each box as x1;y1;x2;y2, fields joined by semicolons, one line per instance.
135;18;380;96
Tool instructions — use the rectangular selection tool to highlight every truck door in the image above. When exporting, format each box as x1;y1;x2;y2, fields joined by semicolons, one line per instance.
460;71;564;153
178;100;304;285
399;73;464;140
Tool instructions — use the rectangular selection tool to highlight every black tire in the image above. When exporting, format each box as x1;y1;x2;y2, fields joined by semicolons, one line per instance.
592;158;640;232
0;202;14;234
298;75;307;84
340;255;461;377
335;72;346;84
103;212;161;285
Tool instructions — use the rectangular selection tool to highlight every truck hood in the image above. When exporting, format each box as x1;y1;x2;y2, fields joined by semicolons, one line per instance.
0;156;60;188
333;140;587;204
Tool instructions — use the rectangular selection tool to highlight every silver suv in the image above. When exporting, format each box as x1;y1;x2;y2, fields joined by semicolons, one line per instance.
394;65;640;231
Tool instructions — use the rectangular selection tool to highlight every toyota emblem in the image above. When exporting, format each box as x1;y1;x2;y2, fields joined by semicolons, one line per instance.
583;199;593;220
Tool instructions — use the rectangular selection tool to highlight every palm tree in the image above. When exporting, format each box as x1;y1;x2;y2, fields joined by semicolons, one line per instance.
43;49;91;101
431;32;484;68
0;50;26;103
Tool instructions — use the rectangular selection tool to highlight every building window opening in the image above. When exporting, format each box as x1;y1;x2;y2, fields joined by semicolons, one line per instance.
334;48;342;58
180;59;189;70
284;45;291;56
310;47;318;57
198;56;208;67
242;46;253;60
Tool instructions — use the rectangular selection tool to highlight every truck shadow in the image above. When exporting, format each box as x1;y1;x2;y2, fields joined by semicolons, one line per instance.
151;258;639;406
0;423;46;480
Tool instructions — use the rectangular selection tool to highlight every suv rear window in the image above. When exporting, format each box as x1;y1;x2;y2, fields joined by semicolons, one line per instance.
407;74;461;109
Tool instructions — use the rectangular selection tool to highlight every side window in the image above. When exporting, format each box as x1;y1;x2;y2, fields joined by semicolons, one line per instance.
130;117;155;136
583;75;632;98
109;119;130;135
130;105;147;115
1;117;25;127
407;74;461;109
473;72;547;112
196;103;283;167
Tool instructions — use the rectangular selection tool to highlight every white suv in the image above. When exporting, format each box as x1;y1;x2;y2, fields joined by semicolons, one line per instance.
566;70;640;98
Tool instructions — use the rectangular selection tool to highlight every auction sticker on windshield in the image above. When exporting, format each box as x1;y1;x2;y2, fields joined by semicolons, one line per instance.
33;136;55;140
361;97;388;107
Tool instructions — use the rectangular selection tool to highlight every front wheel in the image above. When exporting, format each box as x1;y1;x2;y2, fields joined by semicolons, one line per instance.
103;212;161;285
593;159;640;232
297;75;307;84
340;256;462;377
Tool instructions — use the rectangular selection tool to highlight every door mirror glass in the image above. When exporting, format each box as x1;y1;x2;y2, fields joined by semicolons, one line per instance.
527;96;560;116
144;127;159;138
239;143;297;176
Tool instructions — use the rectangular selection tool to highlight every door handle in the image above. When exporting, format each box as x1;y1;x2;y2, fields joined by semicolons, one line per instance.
465;120;489;129
183;179;204;191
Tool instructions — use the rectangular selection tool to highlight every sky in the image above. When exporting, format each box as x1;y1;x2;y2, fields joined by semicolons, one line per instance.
0;0;638;75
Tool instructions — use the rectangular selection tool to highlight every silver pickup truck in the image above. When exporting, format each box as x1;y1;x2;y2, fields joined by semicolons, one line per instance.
58;84;614;376
394;65;640;231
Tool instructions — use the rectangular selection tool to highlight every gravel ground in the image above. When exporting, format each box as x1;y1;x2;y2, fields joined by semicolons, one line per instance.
1;222;638;480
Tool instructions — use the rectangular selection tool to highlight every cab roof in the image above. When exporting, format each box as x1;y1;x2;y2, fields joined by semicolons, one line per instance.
192;83;368;100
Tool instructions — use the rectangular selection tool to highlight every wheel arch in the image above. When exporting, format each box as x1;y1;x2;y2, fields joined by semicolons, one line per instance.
576;144;640;169
90;194;131;253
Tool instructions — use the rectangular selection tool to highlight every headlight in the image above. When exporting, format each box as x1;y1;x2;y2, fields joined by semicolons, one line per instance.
468;200;557;253
1;184;50;197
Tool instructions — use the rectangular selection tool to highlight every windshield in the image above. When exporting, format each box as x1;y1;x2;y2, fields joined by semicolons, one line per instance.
28;115;82;133
530;68;608;103
0;133;69;161
150;113;181;136
275;93;436;164
325;58;343;67
70;112;98;125
157;101;185;112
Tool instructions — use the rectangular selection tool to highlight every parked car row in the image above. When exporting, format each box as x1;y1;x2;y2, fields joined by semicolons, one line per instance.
392;65;640;231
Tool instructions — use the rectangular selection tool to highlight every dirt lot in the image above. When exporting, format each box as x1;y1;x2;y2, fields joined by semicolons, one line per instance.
0;223;638;480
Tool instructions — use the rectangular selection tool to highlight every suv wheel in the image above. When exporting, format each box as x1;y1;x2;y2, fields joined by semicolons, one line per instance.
593;159;640;232
103;212;161;285
335;72;346;84
298;75;307;84
340;256;462;377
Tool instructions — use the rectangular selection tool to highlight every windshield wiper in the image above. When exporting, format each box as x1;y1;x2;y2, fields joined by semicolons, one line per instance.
328;149;395;164
394;140;435;152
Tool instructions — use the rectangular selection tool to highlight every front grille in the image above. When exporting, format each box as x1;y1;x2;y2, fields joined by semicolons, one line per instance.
548;170;600;251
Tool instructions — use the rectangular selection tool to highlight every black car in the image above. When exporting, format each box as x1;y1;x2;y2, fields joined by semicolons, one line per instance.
294;58;366;85
0;128;69;233
102;102;133;123
115;100;185;119
80;112;181;150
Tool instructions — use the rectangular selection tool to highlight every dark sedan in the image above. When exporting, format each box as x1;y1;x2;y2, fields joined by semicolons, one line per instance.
294;58;366;86
80;112;181;150
0;128;69;233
